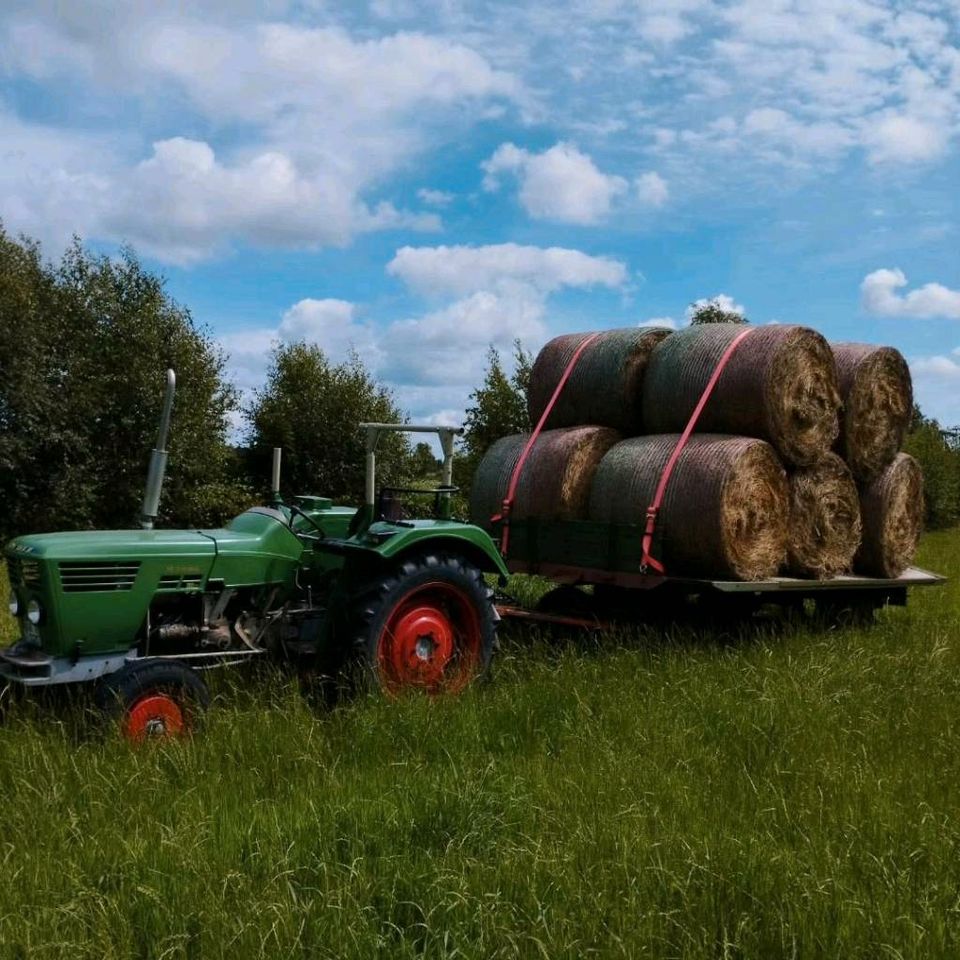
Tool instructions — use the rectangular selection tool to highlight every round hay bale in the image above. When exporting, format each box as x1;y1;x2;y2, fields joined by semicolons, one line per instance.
588;434;789;580
855;452;923;578
642;324;841;466
786;453;862;579
469;426;621;530
528;327;673;433
832;343;912;481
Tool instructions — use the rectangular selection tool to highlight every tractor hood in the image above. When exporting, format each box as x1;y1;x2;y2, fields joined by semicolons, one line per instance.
7;528;216;562
6;510;305;565
3;510;307;659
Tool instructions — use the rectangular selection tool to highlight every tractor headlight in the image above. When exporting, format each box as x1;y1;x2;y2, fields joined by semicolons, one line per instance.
8;595;18;618
26;600;41;625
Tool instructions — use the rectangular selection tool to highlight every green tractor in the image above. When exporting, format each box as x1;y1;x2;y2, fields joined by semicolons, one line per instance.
2;371;508;738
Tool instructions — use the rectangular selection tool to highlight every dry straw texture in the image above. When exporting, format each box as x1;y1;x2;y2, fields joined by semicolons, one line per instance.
527;328;673;433
832;343;912;481
642;324;841;466
588;434;789;580
856;452;924;578
469;427;621;529
786;453;862;579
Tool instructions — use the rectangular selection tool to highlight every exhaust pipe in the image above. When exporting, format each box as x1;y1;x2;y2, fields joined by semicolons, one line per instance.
271;447;283;506
140;369;176;530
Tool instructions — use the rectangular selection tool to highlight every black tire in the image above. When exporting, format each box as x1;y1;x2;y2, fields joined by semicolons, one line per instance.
348;552;498;696
535;585;597;617
96;660;210;740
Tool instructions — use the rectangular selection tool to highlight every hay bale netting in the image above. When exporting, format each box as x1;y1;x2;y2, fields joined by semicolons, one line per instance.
642;324;841;466
527;327;673;433
588;435;789;580
832;342;913;481
855;452;924;578
786;453;862;579
469;426;621;530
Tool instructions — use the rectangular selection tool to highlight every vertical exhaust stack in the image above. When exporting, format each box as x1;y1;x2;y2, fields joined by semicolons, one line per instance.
140;369;176;531
270;447;283;506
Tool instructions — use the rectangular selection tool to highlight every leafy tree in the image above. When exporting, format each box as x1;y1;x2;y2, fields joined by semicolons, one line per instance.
409;442;441;480
688;300;749;325
0;228;245;537
454;340;532;498
904;405;960;529
245;343;410;503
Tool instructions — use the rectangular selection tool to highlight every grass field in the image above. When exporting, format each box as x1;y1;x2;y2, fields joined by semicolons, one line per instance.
0;533;958;958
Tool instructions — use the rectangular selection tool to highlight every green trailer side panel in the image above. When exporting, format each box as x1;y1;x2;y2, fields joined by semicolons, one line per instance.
505;518;647;573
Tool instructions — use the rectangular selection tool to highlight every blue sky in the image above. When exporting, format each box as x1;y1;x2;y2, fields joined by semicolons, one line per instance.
1;0;958;431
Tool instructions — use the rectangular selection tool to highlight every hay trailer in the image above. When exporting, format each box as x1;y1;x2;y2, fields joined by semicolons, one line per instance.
2;370;509;738
493;517;944;628
1;370;945;739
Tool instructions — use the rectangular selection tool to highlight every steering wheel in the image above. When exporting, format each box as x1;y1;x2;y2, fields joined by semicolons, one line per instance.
288;504;326;538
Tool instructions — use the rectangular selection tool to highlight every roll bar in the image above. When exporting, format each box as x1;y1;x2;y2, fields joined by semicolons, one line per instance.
359;423;463;508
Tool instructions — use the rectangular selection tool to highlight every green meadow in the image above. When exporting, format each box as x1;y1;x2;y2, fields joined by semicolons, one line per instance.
0;532;957;958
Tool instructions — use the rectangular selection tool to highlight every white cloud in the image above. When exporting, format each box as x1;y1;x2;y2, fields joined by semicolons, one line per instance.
635;171;669;207
864;113;951;164
417;188;455;207
910;351;960;425
639;316;679;329
387;243;627;298
381;290;546;385
912;355;960;379
277;299;376;361
218;328;279;393
220;299;375;397
686;293;747;319
95;137;442;265
0;14;519;262
482;141;628;224
861;268;960;319
222;241;627;426
383;242;627;388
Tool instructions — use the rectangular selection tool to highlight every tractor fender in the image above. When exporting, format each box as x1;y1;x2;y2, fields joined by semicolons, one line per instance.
364;527;508;579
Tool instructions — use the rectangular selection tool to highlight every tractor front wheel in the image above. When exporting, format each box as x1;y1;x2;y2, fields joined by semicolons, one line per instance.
96;660;210;741
350;553;497;696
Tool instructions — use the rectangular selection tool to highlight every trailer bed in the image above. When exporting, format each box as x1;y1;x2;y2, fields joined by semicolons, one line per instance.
505;560;944;593
499;517;944;595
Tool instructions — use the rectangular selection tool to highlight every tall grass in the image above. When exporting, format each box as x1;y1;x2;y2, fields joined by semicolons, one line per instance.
0;534;957;958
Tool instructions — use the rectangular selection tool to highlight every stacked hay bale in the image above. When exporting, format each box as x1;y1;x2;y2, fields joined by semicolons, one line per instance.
831;344;920;578
527;327;671;433
469;427;622;524
589;435;789;581
470;323;921;581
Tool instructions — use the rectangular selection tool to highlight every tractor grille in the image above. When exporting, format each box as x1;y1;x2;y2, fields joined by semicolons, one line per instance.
157;572;203;591
58;561;141;593
7;558;41;590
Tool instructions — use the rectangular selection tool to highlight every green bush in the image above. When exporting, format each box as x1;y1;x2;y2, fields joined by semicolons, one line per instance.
0;229;240;538
904;413;960;529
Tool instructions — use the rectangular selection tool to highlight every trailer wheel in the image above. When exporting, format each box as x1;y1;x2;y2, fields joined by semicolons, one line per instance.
350;553;497;696
96;661;210;741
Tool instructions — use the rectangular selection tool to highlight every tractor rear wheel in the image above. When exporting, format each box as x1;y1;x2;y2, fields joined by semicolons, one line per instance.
350;553;497;696
96;660;210;741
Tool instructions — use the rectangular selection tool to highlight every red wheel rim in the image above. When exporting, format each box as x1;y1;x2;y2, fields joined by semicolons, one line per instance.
378;582;483;695
124;693;185;741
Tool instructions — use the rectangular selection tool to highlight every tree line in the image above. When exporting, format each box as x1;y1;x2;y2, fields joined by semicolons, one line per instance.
1;229;957;538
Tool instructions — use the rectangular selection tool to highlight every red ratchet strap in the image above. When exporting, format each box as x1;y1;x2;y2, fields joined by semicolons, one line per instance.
492;332;602;556
640;327;754;575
